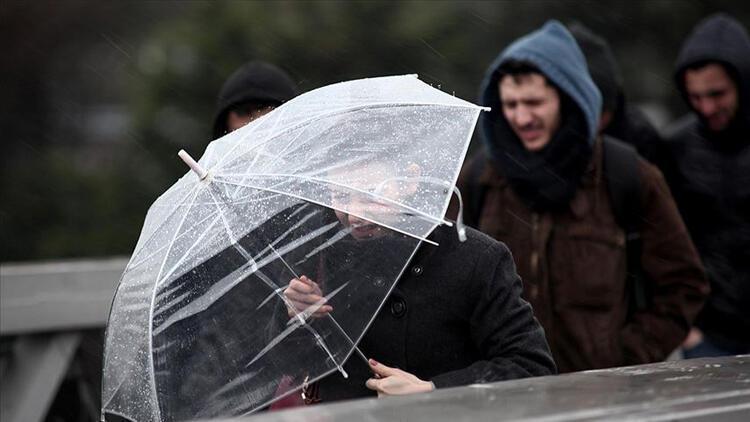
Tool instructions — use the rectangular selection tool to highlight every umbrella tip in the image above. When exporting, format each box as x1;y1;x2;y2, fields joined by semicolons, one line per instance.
178;149;209;180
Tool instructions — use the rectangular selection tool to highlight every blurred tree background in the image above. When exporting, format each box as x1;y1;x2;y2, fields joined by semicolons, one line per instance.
2;0;749;262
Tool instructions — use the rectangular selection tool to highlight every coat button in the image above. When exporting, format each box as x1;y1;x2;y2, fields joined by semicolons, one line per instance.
390;299;407;317
411;266;423;276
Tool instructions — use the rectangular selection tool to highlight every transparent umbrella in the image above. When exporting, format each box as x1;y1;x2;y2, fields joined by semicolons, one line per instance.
101;74;487;422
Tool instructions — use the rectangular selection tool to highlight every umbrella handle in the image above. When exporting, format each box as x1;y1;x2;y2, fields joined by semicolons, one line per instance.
452;186;467;242
178;149;209;180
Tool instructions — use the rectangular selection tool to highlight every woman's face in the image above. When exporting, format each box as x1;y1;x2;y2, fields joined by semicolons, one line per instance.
330;163;419;240
332;193;391;239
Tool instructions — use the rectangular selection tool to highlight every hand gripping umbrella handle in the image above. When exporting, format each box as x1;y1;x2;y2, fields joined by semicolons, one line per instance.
178;149;209;180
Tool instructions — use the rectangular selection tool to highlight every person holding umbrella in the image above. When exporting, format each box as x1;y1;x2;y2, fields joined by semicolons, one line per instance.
102;74;554;421
281;159;557;404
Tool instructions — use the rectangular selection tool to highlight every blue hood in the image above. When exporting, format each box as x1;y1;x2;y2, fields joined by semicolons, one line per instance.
479;20;602;145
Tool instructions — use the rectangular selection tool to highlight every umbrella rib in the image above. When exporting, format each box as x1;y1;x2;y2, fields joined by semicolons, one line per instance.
152;216;226;318
211;104;286;177
150;260;260;337
198;366;266;415
226;118;309;200
246;271;351;378
213;102;484;171
254;221;342;310
127;205;220;272
252;209;330;268
126;182;204;269
324;311;370;365
149;184;204;422
201;186;350;376
205;186;323;276
155;211;225;288
264;244;368;365
245;279;356;372
212;178;439;246
218;172;447;226
268;242;302;282
280;280;370;367
154;211;339;336
295;225;353;265
285;282;351;328
207;187;241;244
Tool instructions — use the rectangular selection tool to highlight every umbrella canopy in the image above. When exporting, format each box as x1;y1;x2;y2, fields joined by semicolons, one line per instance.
102;74;487;422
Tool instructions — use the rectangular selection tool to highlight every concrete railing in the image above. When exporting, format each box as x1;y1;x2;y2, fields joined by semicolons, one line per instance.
226;356;750;422
4;258;749;422
0;257;127;422
0;257;127;335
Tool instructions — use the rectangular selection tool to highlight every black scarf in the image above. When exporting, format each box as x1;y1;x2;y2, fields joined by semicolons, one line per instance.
486;94;592;212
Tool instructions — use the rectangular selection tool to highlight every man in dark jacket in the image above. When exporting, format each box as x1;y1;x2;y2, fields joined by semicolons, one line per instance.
659;13;750;357
212;60;298;139
458;21;709;373
568;23;663;162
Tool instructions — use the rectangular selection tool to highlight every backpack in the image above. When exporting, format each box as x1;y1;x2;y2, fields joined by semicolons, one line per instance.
464;136;650;313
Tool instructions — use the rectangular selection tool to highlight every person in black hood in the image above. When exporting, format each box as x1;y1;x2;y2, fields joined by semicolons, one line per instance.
660;13;750;357
212;60;298;139
568;23;663;162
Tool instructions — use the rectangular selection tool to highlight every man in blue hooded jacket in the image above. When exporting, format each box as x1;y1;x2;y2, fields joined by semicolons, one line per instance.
458;21;708;372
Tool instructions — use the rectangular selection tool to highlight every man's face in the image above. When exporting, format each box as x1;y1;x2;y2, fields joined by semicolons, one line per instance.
684;63;739;132
499;73;561;152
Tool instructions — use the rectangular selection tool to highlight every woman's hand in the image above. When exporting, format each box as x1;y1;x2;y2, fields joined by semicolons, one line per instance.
365;359;435;397
283;275;332;319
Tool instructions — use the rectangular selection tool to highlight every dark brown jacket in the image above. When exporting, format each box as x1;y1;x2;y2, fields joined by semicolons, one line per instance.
457;139;709;372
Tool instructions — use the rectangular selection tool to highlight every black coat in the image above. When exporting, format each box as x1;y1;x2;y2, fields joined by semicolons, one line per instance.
659;114;750;351
658;13;750;351
568;23;664;162
605;100;663;162
316;224;556;402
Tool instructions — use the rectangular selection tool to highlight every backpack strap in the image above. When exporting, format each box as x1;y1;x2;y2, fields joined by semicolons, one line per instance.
602;136;649;313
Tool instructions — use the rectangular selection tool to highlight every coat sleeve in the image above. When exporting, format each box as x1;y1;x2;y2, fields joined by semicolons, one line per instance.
430;240;557;388
620;160;709;364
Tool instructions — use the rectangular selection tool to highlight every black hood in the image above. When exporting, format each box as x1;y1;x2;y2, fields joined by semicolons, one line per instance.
212;61;298;139
675;13;750;131
568;22;624;115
